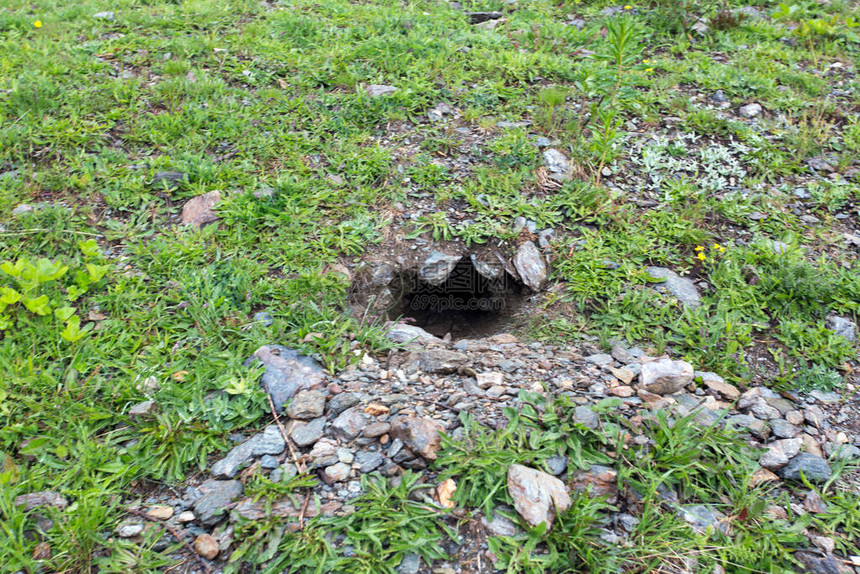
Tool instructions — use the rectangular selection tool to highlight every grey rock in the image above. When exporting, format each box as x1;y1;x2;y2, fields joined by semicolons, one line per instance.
760;438;802;470
331;407;369;441
639;359;694;395
507;464;571;529
192;480;243;526
253;345;326;412
253;311;273;326
251;425;287;455
542;148;570;181
327;393;361;416
259;455;280;469
390;416;445;460
738;103;762;118
427;103;457;122
355;451;385;473
585;353;614;366
826;316;857;342
779;453;832;483
725;414;770;439
115;521;145;538
513;241;547;292
387;324;443;347
807;157;835;173
398;553;422;574
471;254;503;281
324;462;351;482
366;84;398;98
128;400;158;419
362;422;391;438
468;11;503;24
286;390;327;420
645;267;701;308
418;251;462;286
412;348;468;374
545;456;568;476
211;426;284;478
809;391;841;405
574;406;599;429
151;171;187;189
537;229;555;249
770;419;800;439
824;443;860;460
291;417;326;447
710;90;728;104
794;552;843;574
481;506;520;537
14;491;69;511
93;11;115;20
678;505;727;535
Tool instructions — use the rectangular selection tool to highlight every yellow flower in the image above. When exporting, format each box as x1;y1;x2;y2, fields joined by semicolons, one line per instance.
645;67;654;73
643;59;650;64
33;20;42;28
697;252;707;261
624;5;633;9
713;243;722;250
695;245;705;251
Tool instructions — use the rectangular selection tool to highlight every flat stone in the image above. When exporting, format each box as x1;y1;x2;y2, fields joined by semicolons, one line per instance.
286;390;327;420
418;251;462;286
398;553;422;574
327;393;360;416
211;425;284;478
181;190;222;227
362;422;391;438
355;451;384;473
259;454;280;469
794;552;844;574
290;417;326;447
387;324;443;347
128;400;158;419
412;349;468;374
468;11;503;24
366;84;398;97
324;462;351;483
390;416;445;460
678;505;727;535
481;506;520;537
93;11;115;20
253;345;326;412
115;521;145;538
725;414;770;439
778;453;832;483
192;480;243;526
545;455;568;476
645;267;701;308
507;464;571;529
770;419;800;439
331;407;369;441
145;505;174;520
585;353;613;366
697;372;739;400
151;171;187;189
250;425;286;455
513;241;547;292
476;372;504;389
639;359;694;395
14;491;68;511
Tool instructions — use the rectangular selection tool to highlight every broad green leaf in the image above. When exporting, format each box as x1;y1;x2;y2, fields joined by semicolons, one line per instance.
54;306;76;321
87;263;109;283
79;239;101;257
0;286;21;305
23;295;51;315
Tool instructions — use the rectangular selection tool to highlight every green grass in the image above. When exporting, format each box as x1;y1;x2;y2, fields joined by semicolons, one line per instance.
1;0;859;570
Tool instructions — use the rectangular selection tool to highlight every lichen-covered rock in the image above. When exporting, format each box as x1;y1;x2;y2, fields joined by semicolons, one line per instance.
639;359;693;395
507;464;571;529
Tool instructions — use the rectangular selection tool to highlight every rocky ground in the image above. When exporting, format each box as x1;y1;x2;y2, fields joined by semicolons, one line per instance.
71;317;859;573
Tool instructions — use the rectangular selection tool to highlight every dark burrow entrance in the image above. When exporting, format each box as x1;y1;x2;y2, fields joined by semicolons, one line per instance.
358;255;529;340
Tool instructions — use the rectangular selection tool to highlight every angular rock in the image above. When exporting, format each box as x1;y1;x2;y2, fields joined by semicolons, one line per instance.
327;393;360;417
639;359;694;395
571;464;618;501
645;267;701;308
231;498;341;521
738;103;762;118
468;11;503;24
770;419;800;439
362;422;391;438
513;241;547;292
387;324;443;347
290;417;326;447
390;416;445;460
507;464;571;529
760;438;802;470
574;406;599;429
251;425;286;455
211;426;284;478
778;453;832;483
192;480;243;526
542;148;571;181
331;407;369;441
470;254;503;281
324;462;351;483
355;451;385;473
128;400;158;419
678;505;727;535
794;552;844;574
412;349;467;374
697;372;739;400
725;414;770;439
826;316;857;342
418;251;461;286
253;345;326;412
286;390;327;420
93;11;115;20
482;505;520;537
181;190;222;227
